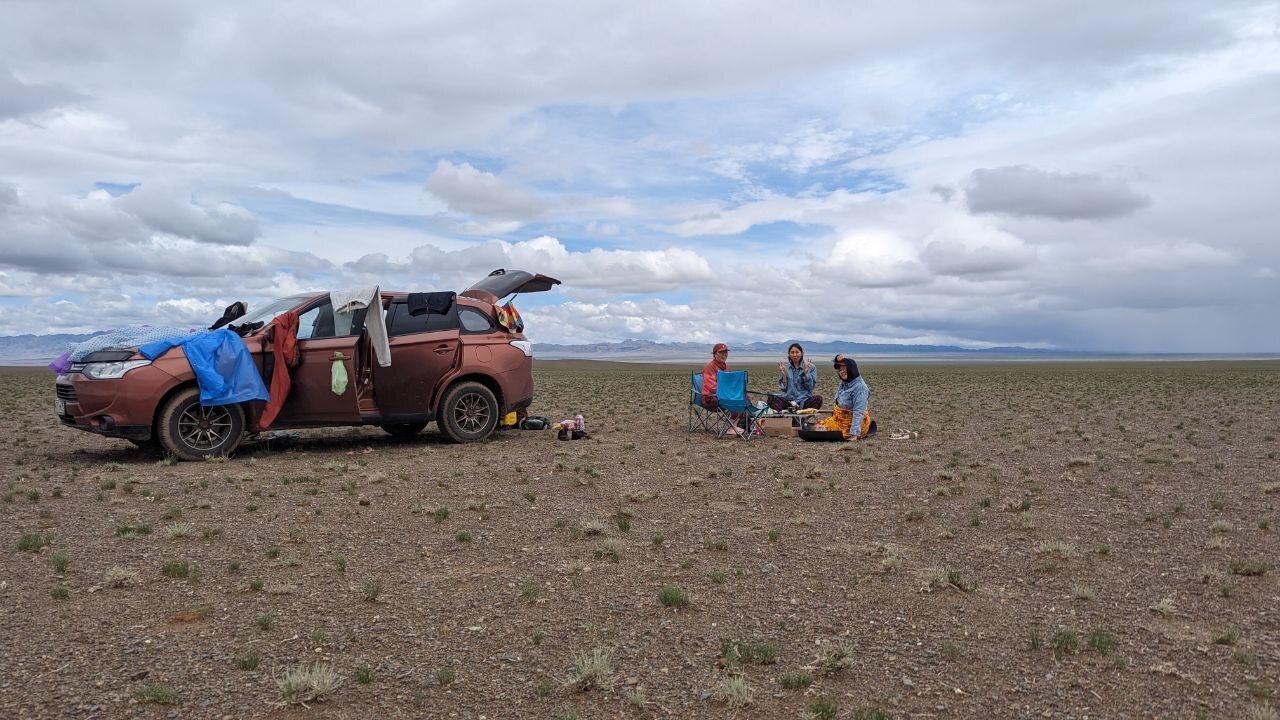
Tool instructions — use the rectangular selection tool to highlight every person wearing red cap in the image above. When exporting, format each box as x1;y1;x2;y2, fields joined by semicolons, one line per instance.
701;343;731;408
701;343;754;435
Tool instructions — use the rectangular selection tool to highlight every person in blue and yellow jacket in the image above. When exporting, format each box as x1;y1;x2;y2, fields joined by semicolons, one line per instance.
819;354;874;440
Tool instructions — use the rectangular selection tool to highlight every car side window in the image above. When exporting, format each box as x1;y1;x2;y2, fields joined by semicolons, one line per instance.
295;300;366;340
458;307;494;333
386;302;459;336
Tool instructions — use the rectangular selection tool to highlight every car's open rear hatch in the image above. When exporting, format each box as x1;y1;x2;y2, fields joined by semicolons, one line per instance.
460;269;561;303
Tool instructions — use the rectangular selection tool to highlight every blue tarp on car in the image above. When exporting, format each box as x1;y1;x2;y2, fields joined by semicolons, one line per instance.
139;328;270;406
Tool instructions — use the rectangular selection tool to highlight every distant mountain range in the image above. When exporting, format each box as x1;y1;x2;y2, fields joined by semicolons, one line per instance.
0;333;100;365
0;332;1063;366
1;332;1269;367
534;338;1074;361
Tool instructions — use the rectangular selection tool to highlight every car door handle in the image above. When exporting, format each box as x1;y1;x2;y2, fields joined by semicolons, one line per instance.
433;345;454;355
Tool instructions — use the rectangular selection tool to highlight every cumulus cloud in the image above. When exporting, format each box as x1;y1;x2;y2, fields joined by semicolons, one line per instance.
0;184;328;307
922;220;1035;275
0;184;259;277
425;160;544;220
113;184;259;246
0;1;1276;351
348;235;713;293
0;70;82;119
663;189;867;237
1089;242;1235;273
819;231;930;288
964;165;1150;220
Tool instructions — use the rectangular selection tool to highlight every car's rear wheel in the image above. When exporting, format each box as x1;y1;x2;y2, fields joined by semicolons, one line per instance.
379;421;428;437
157;387;246;461
437;381;498;443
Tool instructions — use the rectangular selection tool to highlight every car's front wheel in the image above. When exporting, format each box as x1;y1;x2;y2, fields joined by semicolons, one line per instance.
437;381;498;443
156;387;246;461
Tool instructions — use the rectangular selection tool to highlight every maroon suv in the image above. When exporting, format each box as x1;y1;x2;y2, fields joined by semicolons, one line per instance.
54;270;559;459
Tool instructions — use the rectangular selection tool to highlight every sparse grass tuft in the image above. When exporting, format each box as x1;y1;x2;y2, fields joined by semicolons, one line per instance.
850;705;892;720
658;585;689;608
363;581;384;602
1034;540;1076;558
563;648;613;691
720;637;779;666
105;566;139;588
131;683;179;704
814;642;854;674
49;551;70;574
17;533;50;552
234;648;261;670
804;696;840;720
162;521;197;540
779;670;813;690
1229;559;1267;576
1246;702;1278;720
276;663;342;705
922;567;975;593
941;640;961;660
714;676;751;708
623;686;647;707
593;538;622;562
1071;584;1096;601
1212;627;1239;645
1086;629;1117;655
160;560;191;579
1051;629;1078;659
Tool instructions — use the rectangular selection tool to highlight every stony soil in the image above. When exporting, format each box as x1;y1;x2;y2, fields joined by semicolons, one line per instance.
1;361;1278;719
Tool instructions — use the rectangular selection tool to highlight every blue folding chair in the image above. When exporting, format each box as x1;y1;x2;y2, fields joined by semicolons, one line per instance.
689;372;717;432
711;370;766;440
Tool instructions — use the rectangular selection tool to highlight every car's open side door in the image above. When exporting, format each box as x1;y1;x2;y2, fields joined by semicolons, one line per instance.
272;299;365;425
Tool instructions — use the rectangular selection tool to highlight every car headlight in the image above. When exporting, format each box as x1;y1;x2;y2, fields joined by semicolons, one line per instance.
82;359;151;379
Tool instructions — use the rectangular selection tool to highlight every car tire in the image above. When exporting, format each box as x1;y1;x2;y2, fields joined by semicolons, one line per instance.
157;386;246;461
437;381;498;443
379;422;428;437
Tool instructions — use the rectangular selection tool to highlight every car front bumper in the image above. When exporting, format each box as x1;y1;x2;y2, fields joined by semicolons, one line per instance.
55;363;183;441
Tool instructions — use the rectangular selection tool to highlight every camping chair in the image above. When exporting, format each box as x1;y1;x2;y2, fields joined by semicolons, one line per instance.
710;370;767;440
688;372;718;433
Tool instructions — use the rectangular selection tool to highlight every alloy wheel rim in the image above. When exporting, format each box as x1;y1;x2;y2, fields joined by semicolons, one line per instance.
453;393;490;433
177;403;233;450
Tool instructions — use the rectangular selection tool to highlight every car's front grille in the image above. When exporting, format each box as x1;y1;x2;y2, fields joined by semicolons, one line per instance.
55;385;77;403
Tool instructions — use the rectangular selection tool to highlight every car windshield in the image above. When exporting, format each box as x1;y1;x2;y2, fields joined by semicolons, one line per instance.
238;296;311;328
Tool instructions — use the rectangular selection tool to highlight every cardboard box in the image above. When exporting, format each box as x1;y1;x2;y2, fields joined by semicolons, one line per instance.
757;416;798;437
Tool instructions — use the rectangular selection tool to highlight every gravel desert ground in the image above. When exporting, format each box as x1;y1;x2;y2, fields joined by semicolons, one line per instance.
1;361;1277;719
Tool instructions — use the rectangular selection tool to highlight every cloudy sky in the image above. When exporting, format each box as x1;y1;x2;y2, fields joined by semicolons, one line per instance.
1;1;1277;352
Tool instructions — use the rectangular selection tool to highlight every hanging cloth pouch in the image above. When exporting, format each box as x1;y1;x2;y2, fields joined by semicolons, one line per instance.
331;352;349;395
504;301;524;333
495;301;524;333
